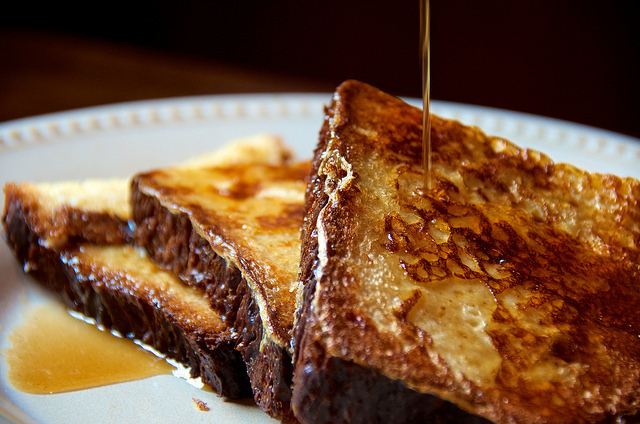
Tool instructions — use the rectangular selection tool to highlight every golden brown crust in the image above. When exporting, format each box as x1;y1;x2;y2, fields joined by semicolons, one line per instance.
131;158;309;422
293;80;640;423
3;182;131;247
132;161;310;348
131;182;298;422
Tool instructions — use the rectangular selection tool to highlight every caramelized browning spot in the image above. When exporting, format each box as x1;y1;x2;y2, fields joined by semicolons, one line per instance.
218;179;261;200
256;203;304;230
393;289;422;321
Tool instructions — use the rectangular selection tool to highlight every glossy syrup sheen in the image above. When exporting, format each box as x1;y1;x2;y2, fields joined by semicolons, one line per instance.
5;302;174;394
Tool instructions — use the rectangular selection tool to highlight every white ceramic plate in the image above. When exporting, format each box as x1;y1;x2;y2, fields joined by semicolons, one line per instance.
1;94;639;424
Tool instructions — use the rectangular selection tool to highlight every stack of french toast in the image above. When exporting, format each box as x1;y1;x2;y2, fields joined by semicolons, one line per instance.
3;80;640;423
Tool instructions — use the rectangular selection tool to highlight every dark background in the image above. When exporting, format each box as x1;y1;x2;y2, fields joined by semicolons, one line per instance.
1;0;639;139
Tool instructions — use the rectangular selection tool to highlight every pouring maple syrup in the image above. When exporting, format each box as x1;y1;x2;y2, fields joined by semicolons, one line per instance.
421;0;432;190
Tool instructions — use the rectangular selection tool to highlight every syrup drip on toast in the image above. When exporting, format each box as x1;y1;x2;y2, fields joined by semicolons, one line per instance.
421;0;432;190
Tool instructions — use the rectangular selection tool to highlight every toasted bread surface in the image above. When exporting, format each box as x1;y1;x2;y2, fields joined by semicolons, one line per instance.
134;161;308;346
132;184;299;421
3;180;132;248
293;80;640;423
132;139;307;422
70;244;228;335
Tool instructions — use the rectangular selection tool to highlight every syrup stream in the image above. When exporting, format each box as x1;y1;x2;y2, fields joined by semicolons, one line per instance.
421;0;432;190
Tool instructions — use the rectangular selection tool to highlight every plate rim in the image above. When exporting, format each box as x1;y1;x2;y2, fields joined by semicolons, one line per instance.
1;93;639;158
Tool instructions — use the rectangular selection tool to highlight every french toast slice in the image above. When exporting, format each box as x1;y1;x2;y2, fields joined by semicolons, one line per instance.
292;80;640;424
2;134;291;399
2;180;252;398
131;145;309;421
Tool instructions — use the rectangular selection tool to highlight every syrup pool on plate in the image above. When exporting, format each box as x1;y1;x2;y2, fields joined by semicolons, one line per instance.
4;302;174;394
